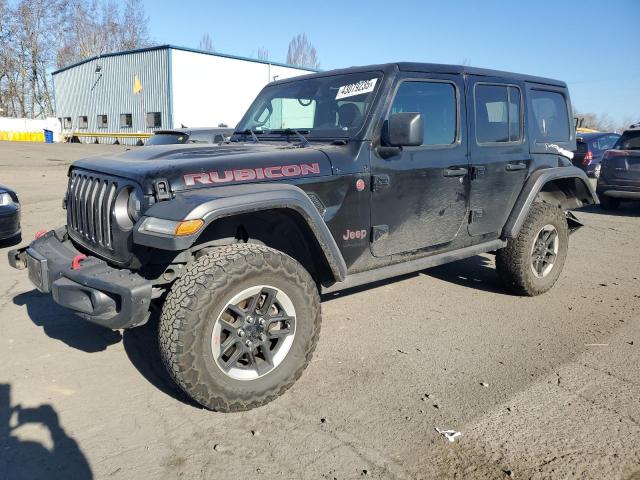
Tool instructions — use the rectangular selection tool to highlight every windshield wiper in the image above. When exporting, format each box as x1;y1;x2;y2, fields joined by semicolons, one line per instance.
270;128;310;148
234;129;260;143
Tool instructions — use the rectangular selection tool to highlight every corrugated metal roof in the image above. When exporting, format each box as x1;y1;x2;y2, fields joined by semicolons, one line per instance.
52;44;318;75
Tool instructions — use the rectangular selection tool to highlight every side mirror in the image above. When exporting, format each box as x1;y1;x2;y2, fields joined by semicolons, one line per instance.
386;112;424;146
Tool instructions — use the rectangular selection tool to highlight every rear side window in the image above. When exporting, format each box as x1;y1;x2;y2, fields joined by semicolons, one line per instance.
389;81;457;145
530;90;570;142
474;84;522;144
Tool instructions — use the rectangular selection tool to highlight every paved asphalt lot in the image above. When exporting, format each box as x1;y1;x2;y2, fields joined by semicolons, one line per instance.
0;142;639;479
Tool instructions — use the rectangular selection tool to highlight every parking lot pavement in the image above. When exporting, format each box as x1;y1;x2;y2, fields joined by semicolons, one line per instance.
1;142;639;479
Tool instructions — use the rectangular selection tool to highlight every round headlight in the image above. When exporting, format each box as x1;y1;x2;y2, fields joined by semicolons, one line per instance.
127;189;143;222
113;188;142;230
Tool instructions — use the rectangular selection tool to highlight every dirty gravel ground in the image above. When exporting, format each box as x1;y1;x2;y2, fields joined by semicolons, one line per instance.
0;142;638;480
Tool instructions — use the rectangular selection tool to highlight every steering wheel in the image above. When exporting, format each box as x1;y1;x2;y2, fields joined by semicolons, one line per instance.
298;98;313;107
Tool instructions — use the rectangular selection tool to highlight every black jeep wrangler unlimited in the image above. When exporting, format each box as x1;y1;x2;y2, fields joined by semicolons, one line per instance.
9;63;597;411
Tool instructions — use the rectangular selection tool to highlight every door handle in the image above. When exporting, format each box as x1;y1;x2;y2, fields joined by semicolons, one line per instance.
506;162;527;171
443;167;468;177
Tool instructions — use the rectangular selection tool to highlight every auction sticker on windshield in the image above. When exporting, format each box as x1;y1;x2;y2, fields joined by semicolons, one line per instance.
336;78;378;100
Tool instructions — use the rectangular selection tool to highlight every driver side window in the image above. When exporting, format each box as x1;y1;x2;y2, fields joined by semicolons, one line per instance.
389;81;457;146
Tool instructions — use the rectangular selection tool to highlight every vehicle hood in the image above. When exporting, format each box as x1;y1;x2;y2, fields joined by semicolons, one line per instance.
71;143;334;194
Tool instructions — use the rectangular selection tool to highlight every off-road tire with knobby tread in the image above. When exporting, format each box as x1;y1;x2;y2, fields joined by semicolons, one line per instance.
599;194;620;211
159;243;321;412
496;203;569;296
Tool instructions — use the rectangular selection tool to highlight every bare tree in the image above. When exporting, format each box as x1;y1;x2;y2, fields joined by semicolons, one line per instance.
256;47;269;61
0;0;152;118
286;33;319;69
56;0;151;69
198;33;214;52
575;111;616;132
120;0;150;50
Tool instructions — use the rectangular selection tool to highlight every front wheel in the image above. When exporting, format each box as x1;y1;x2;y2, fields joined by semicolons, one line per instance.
159;244;321;412
496;203;569;296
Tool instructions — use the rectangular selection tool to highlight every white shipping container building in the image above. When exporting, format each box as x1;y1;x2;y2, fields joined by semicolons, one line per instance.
52;45;316;143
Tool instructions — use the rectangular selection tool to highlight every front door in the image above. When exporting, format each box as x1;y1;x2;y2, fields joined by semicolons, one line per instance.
466;77;530;236
370;73;469;257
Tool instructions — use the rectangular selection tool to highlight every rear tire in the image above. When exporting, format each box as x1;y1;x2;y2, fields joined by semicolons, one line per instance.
159;244;321;412
496;203;568;296
599;194;620;211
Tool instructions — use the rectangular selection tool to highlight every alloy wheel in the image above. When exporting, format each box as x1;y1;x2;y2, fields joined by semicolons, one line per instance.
530;224;559;278
211;285;296;381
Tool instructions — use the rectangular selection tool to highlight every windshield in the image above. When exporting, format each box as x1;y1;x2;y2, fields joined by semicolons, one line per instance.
235;72;382;139
146;133;188;145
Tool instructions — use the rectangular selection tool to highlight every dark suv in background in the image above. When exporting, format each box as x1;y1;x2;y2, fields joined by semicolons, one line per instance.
573;132;620;178
597;125;640;210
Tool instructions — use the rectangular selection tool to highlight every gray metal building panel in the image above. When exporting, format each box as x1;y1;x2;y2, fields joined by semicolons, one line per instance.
53;48;171;142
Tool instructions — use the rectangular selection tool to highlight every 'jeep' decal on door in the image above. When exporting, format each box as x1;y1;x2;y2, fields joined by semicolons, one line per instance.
184;162;321;186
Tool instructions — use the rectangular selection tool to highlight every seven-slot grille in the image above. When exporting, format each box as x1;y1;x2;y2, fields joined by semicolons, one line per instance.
67;171;118;249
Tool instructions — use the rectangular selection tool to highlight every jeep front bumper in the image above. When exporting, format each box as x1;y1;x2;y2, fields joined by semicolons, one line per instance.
8;229;152;329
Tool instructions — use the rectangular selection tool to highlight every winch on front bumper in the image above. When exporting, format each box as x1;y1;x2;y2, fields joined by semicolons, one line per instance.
8;228;152;329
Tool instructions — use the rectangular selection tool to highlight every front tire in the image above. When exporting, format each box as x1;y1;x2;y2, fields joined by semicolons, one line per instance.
159;244;321;412
496;203;569;296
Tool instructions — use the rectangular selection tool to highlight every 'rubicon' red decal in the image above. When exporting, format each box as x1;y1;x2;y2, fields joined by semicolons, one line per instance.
184;162;321;186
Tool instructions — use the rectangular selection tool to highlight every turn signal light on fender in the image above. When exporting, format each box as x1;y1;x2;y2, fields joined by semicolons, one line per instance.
175;219;204;236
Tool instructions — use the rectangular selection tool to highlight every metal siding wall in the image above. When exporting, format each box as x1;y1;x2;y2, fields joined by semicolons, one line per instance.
170;50;314;129
53;49;170;144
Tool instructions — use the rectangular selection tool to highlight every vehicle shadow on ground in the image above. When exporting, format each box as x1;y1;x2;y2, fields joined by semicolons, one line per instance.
323;254;507;301
122;315;203;409
421;254;508;294
0;383;93;479
13;290;122;353
576;203;640;217
12;291;199;408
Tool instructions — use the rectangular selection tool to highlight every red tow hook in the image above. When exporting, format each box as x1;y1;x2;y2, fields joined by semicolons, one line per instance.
35;230;47;239
72;254;87;270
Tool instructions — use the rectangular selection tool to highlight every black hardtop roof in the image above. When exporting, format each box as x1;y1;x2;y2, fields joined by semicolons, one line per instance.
272;62;566;87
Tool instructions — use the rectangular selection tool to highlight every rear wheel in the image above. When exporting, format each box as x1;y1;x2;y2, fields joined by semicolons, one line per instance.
496;203;569;296
159;244;321;411
599;194;620;211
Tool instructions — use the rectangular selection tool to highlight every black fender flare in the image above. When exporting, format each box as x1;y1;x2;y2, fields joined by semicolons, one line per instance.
502;166;598;239
133;183;347;282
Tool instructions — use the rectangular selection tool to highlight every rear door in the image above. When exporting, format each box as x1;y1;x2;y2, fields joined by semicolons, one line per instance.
467;77;529;236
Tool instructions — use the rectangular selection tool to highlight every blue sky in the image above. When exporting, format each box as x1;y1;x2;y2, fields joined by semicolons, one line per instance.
142;0;639;126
